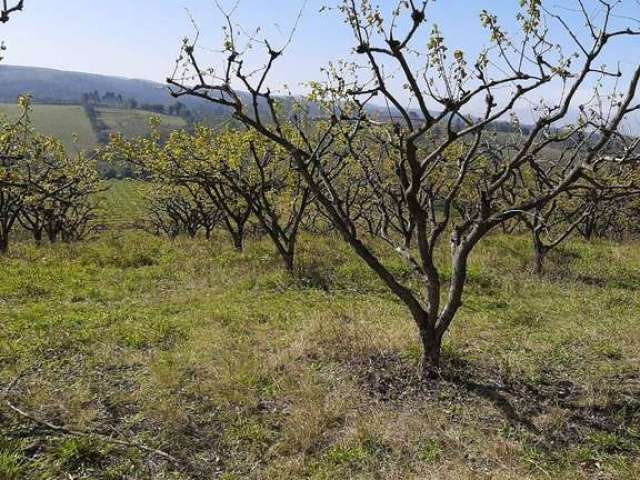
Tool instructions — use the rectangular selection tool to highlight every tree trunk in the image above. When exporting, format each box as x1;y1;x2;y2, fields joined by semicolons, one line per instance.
47;227;58;244
531;231;547;275
283;251;294;274
532;244;547;275
583;221;593;241
0;233;8;254
231;231;244;251
33;228;43;246
420;327;443;380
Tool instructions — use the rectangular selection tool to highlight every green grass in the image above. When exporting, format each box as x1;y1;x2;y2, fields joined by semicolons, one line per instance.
97;107;186;139
0;232;639;479
0;103;97;151
0;104;187;153
100;179;149;227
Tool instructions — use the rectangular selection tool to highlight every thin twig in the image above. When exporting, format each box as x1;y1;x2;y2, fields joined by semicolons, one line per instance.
2;370;180;467
4;401;180;466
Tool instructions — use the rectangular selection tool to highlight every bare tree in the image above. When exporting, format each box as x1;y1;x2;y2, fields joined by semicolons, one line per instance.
0;0;23;23
576;190;640;241
106;125;240;245
0;97;30;253
20;139;105;245
169;1;640;378
520;195;595;275
214;133;314;272
162;127;255;250
1;97;100;251
145;184;222;240
147;186;199;239
1;0;24;62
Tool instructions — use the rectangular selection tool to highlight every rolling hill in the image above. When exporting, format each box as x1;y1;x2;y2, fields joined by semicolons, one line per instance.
0;103;97;150
97;107;186;139
0;103;188;151
0;65;236;123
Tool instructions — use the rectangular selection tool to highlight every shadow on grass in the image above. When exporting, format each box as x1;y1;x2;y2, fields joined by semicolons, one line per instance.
351;351;640;457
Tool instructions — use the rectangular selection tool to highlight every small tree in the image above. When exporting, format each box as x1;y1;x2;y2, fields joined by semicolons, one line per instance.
21;143;105;244
145;183;222;240
163;127;255;251
206;129;314;272
170;1;640;377
108;126;254;250
0;97;31;253
520;195;595;275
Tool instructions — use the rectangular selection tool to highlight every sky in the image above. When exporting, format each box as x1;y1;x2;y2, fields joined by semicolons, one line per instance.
1;0;350;83
3;0;623;83
2;0;639;122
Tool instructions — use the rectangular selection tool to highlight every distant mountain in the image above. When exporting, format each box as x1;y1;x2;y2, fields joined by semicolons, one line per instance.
0;65;470;128
0;65;234;122
0;65;406;123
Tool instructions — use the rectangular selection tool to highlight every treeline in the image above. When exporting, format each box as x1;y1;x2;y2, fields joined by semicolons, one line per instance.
81;91;194;145
0;97;104;252
103;120;640;278
81;91;193;120
106;122;314;272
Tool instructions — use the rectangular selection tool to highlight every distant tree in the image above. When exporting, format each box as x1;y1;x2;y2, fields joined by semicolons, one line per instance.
170;0;640;378
1;96;103;251
145;183;222;239
196;129;314;272
577;195;636;241
160;127;254;251
140;103;166;115
20;142;105;244
0;97;29;252
520;195;596;275
105;121;231;242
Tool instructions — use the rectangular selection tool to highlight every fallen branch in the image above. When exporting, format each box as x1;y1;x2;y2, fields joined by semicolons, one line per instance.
1;370;180;467
4;401;180;465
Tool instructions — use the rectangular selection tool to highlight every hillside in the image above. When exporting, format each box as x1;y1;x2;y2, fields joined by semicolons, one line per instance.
0;103;96;151
97;107;186;139
0;65;396;126
0;65;235;123
0;102;189;151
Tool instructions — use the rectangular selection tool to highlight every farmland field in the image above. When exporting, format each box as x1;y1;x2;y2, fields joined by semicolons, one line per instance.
97;107;186;139
1;228;639;479
0;104;188;153
0;103;97;151
100;179;150;227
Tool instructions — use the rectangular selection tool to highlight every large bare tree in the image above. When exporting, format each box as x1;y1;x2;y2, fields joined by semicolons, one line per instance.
169;0;640;378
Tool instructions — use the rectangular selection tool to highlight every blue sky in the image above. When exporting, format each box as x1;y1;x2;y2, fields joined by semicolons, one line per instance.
2;0;638;123
0;1;569;84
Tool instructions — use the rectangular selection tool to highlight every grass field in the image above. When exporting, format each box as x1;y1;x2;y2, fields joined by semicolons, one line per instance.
1;228;639;479
100;179;149;227
0;103;97;151
0;104;188;153
97;107;186;139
